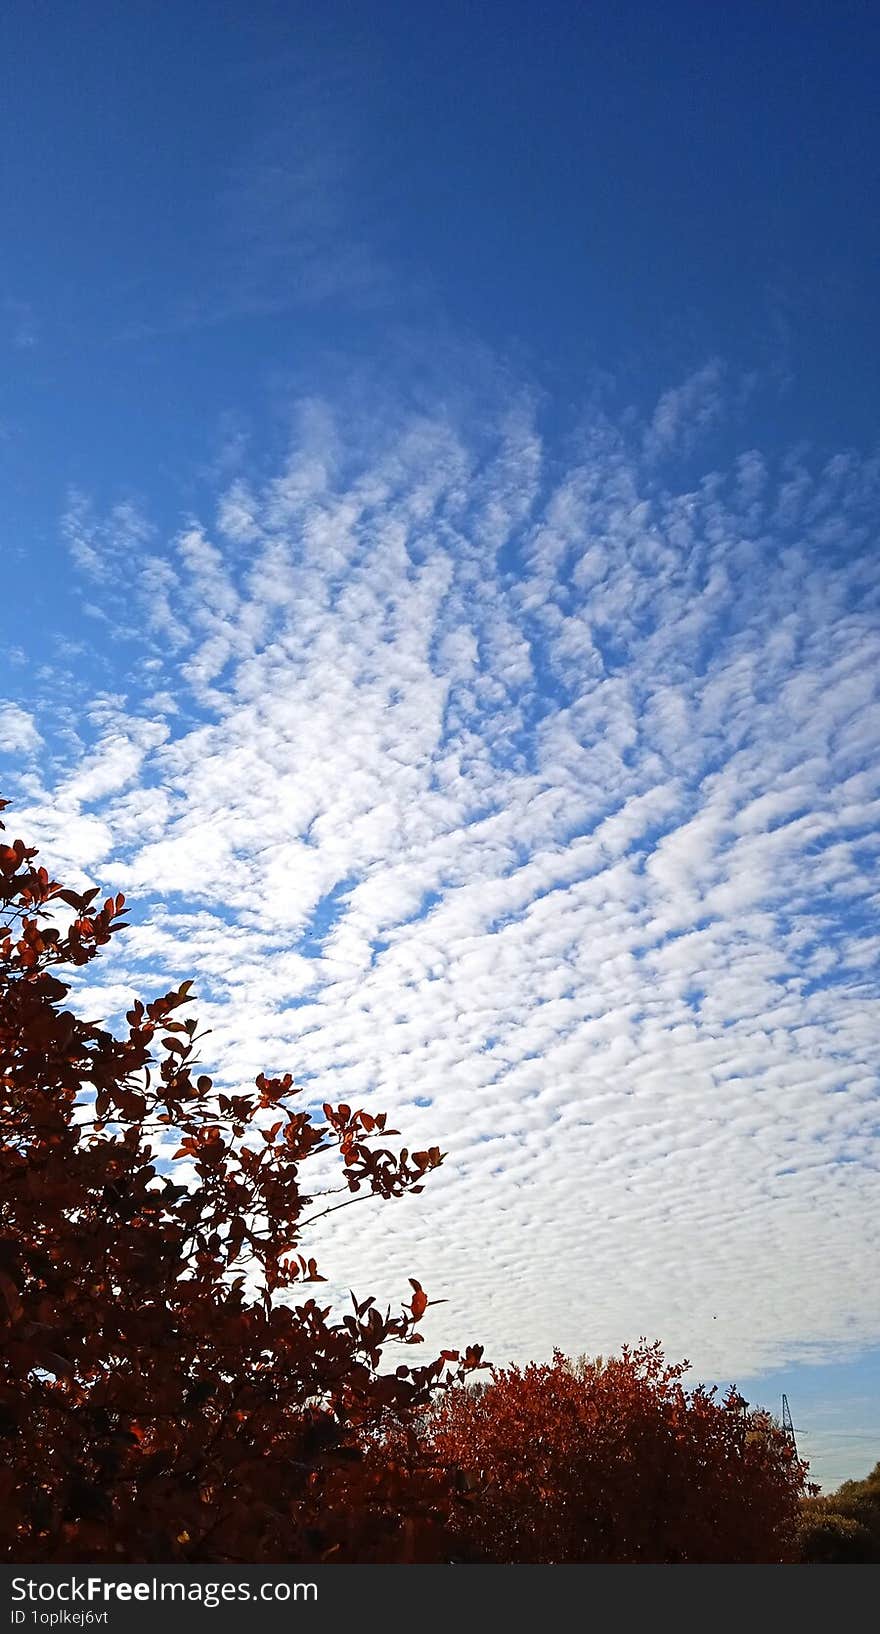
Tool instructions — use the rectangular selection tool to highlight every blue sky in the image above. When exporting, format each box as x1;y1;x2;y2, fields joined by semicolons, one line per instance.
2;1;879;1490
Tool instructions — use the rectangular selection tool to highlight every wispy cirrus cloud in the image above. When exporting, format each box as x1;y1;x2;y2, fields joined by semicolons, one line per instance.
642;357;728;462
5;367;880;1406
61;490;154;583
117;81;395;344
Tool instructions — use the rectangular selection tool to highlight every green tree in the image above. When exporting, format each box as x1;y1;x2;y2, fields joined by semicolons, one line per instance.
799;1461;880;1563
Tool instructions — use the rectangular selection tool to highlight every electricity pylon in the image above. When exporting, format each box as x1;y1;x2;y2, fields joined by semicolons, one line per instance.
781;1394;799;1459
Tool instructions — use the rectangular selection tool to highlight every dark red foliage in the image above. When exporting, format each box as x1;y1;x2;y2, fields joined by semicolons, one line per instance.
422;1346;810;1563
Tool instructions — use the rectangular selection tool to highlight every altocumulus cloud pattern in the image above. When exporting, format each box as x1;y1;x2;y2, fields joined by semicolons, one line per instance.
4;372;880;1381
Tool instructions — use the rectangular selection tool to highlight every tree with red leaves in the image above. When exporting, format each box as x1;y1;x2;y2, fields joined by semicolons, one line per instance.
0;797;483;1563
422;1346;809;1563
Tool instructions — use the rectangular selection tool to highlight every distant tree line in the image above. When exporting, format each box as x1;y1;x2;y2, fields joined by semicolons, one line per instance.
799;1463;880;1563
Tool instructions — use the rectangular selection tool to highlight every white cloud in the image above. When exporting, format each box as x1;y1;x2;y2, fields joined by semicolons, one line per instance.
0;703;42;756
643;359;728;463
62;491;154;583
5;379;880;1430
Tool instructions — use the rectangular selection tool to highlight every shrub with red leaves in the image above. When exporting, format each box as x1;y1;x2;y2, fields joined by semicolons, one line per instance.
424;1345;809;1563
